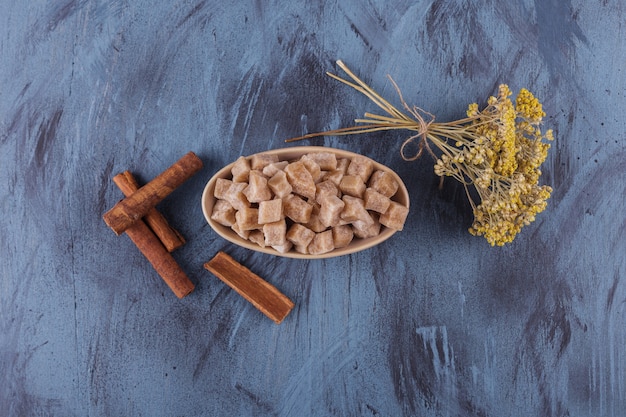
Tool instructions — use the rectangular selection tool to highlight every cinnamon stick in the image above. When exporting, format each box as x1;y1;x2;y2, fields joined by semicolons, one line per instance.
204;251;294;324
103;152;203;235
113;171;186;252
125;219;195;298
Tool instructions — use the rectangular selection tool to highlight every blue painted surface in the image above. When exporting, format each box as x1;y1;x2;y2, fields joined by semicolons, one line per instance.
1;1;625;416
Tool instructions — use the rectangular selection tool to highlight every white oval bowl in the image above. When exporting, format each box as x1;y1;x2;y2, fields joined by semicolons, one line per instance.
201;146;410;259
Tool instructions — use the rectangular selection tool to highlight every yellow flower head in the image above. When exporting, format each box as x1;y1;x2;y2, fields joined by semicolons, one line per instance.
516;88;545;123
433;84;553;245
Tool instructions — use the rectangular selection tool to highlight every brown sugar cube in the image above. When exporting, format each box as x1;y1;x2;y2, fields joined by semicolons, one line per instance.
263;219;287;246
379;201;409;231
300;155;324;183
258;198;283;224
214;178;233;200
304;203;327;233
318;195;345;228
268;170;293;198
339;175;366;198
352;215;381;239
368;170;399;198
347;155;374;182
306;152;337;170
248;230;266;247
332;224;354;248
315;180;340;204
272;240;293;254
336;158;350;174
364;188;392;214
307;230;335;255
322;169;344;186
243;171;272;203
285;161;316;200
341;195;374;225
211;199;236;227
235;207;260;231
224;182;250;211
286;223;316;247
283;194;313;223
250;153;279;170
231;222;250;240
294;244;309;254
231;156;251;182
262;161;288;177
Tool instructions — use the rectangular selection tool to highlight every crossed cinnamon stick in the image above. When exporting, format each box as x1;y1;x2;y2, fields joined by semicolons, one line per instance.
103;152;202;298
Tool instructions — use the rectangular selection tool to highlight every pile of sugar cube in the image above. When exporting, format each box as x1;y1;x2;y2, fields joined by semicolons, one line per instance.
211;151;409;255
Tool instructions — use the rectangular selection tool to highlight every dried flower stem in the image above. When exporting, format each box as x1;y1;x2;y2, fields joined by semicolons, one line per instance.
286;60;554;246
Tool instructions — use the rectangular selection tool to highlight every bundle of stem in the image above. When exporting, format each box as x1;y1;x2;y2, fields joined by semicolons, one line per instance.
286;60;554;246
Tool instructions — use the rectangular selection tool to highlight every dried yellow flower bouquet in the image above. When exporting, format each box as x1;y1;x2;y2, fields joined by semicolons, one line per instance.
287;60;554;246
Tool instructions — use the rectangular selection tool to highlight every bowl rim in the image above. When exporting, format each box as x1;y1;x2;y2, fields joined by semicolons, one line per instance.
201;146;410;259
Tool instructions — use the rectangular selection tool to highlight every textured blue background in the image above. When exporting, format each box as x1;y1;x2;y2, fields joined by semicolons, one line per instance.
1;1;625;416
